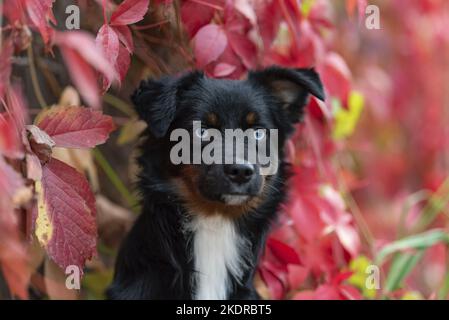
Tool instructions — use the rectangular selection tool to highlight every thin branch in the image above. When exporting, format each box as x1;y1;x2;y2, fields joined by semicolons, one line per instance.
93;148;139;213
103;93;135;117
133;19;170;31
27;43;47;109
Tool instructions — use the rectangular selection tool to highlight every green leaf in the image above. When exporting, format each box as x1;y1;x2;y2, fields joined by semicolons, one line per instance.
332;91;364;140
384;251;424;293
376;230;449;264
300;0;315;17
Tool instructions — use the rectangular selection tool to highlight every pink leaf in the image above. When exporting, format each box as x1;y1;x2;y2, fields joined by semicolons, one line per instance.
194;24;228;68
112;25;134;53
55;31;116;87
319;53;352;103
287;264;309;290
110;0;150;26
226;31;257;69
320;210;361;257
96;24;120;91
36;106;116;149
38;158;97;271
58;46;101;109
181;0;216;37
25;0;55;45
115;45;131;83
258;264;285;300
0;114;23;160
213;63;237;77
234;0;257;25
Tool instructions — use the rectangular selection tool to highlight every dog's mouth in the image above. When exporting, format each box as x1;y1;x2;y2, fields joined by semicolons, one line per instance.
221;194;250;206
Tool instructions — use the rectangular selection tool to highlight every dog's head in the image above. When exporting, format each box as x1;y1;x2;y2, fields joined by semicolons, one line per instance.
133;67;324;217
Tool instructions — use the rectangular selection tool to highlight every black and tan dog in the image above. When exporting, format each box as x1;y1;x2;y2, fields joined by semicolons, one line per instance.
107;67;324;299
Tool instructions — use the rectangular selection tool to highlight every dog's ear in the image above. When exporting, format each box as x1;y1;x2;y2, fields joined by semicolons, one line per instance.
132;72;204;138
131;76;178;138
248;67;325;122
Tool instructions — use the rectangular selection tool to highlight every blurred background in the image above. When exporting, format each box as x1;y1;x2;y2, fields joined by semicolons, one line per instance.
1;0;448;300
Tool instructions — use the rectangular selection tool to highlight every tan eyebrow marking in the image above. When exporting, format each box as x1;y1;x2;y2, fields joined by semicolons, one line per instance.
206;112;219;127
246;112;257;126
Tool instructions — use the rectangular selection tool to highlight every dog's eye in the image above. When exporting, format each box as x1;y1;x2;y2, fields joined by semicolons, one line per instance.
254;128;266;141
195;127;209;140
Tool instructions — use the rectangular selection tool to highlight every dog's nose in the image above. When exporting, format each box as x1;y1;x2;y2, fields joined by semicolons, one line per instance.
224;164;255;184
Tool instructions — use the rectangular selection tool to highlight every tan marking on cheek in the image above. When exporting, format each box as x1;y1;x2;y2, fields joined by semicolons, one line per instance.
246;112;257;126
171;165;267;219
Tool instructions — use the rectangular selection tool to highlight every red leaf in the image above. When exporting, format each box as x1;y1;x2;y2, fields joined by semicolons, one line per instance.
234;0;257;25
267;238;301;265
25;0;55;45
259;263;286;299
115;45;131;83
254;0;281;50
37;158;97;271
213;62;237;78
181;0;216;38
346;0;368;20
226;31;257;69
5;83;29;131
0;157;29;299
58;46;102;109
287;264;309;290
110;0;150;26
2;0;26;24
36;106;115;149
112;25;134;53
96;24;120;91
318;53;352;104
194;24;228;68
0;113;23;159
55;31;116;89
206;45;245;79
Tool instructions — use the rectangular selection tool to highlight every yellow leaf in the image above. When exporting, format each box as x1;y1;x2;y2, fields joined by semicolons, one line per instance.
301;0;315;17
117;119;147;145
348;255;377;299
35;180;53;247
402;291;423;300
332;91;364;140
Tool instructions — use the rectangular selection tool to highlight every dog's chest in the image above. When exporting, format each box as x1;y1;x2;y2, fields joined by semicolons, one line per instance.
187;215;248;300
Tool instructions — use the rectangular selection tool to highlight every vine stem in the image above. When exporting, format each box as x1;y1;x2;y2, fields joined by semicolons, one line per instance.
102;0;108;24
103;93;135;117
93;148;139;214
27;43;47;109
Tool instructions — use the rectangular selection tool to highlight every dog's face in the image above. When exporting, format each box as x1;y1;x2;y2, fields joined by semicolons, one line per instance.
133;67;324;217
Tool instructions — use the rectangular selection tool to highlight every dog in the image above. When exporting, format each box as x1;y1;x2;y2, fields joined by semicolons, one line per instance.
107;67;324;300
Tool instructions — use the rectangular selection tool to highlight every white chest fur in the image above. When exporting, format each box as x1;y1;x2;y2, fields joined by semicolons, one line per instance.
187;214;248;300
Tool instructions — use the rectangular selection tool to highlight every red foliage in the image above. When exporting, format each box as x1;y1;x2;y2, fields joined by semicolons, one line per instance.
1;0;448;300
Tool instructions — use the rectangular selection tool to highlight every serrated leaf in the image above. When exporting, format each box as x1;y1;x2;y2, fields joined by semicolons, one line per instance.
36;106;115;149
55;31;117;108
112;25;134;53
35;158;97;271
25;0;55;45
96;24;120;92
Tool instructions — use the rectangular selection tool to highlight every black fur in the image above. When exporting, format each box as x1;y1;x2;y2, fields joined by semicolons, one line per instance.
107;67;324;300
